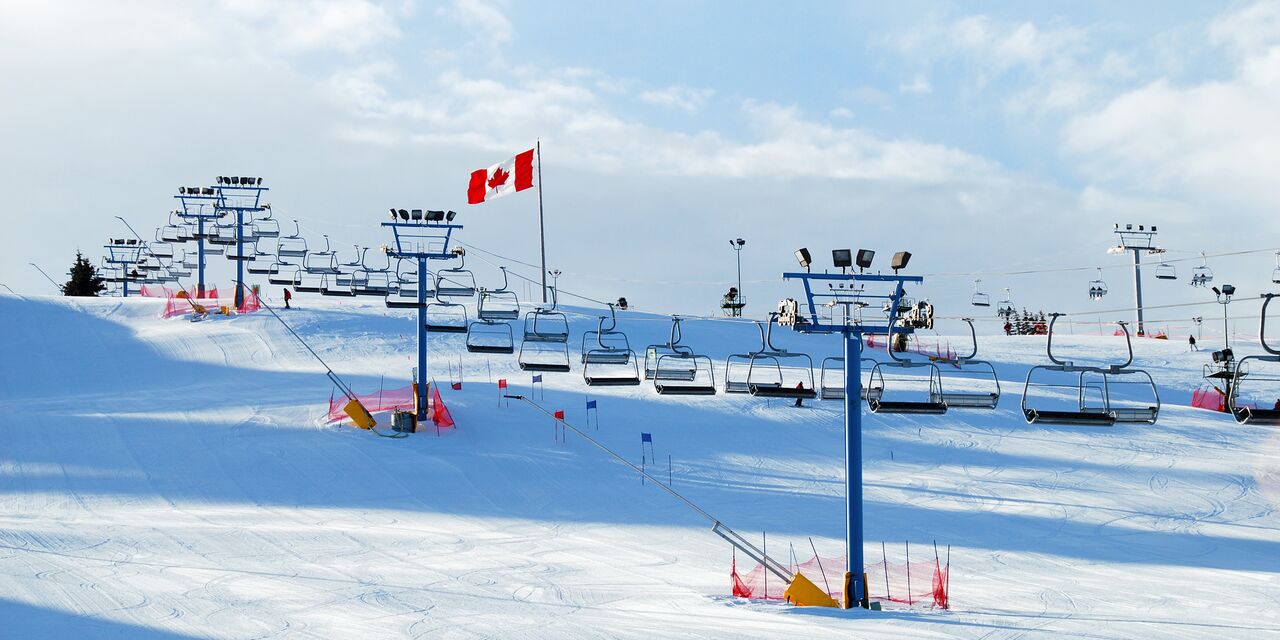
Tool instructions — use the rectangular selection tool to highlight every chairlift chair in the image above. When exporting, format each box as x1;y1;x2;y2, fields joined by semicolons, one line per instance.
247;247;275;274
936;318;1001;409
333;246;365;287
1155;261;1177;281
424;291;468;333
303;236;338;274
1190;252;1214;287
1087;269;1108;301
644;317;716;395
160;216;184;243
865;329;947;414
226;238;258;262
435;251;477;299
581;304;641;386
1228;293;1280;425
252;215;280;238
148;239;174;260
267;261;296;285
971;280;991;307
206;220;238;246
466;318;515;354
1021;315;1158;425
518;287;571;372
354;270;392;297
275;221;308;260
818;356;878;401
385;261;432;309
292;268;324;293
477;267;520;320
321;272;356;297
1272;252;1280;285
724;315;817;399
998;288;1015;316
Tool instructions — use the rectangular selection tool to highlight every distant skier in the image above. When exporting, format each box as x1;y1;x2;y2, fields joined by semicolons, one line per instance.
1188;334;1198;351
1003;321;1013;336
794;382;805;408
283;287;292;309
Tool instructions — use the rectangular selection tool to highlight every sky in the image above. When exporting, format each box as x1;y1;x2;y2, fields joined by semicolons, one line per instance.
2;0;1279;335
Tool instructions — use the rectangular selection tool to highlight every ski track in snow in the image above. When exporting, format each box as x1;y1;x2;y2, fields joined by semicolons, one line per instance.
2;294;1280;638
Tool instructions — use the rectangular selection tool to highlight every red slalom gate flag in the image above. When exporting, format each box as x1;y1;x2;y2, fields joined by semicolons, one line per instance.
498;379;507;389
468;148;535;204
554;410;565;421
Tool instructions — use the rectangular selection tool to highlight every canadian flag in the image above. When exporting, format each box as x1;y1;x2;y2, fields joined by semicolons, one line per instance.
468;148;535;204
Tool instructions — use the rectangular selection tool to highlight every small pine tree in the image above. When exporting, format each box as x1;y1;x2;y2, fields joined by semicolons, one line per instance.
63;251;105;297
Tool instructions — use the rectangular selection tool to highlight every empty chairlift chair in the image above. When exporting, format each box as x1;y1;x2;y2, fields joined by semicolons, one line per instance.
936;318;1001;409
724;314;817;399
865;330;947;414
466;316;515;354
519;287;571;372
435;250;477;299
386;260;431;309
425;290;468;333
644;317;716;395
1228;293;1280;425
275;221;308;262
970;280;991;308
581;304;641;386
818;357;878;401
477;267;520;321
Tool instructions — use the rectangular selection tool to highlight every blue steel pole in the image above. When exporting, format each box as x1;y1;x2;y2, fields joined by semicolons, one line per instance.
844;330;865;606
417;255;429;422
122;265;129;298
197;217;206;297
235;209;245;309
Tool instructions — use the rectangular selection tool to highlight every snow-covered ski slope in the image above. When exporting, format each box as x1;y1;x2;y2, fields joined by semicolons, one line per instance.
2;293;1279;639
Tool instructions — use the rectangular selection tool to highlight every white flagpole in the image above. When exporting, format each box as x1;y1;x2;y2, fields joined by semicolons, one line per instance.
536;139;547;304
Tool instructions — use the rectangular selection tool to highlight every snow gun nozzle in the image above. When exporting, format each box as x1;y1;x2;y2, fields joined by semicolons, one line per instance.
503;394;525;400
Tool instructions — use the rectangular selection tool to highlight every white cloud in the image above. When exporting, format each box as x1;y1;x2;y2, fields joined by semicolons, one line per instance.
438;0;512;48
899;75;933;95
639;85;713;113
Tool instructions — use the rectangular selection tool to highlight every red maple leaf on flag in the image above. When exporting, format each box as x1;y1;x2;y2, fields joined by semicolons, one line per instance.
488;167;510;189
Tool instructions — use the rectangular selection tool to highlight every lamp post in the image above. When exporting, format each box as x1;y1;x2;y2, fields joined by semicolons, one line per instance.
1193;316;1203;341
1213;285;1235;349
725;238;746;317
28;263;61;293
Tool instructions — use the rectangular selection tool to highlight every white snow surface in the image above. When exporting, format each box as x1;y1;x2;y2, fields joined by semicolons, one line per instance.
2;294;1279;638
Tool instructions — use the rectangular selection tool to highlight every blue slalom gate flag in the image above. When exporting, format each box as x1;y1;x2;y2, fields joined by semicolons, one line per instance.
532;374;543;383
641;432;652;443
586;399;597;410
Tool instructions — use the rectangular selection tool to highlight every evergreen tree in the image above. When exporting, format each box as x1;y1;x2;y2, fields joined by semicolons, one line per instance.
62;251;105;297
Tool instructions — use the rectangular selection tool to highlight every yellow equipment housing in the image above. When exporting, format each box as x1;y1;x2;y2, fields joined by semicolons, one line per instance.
343;398;377;430
783;572;838;608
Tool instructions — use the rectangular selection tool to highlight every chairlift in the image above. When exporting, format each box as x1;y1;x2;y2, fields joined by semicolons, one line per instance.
251;214;280;238
1087;268;1108;301
865;323;948;414
1190;252;1214;287
644;317;716;395
997;288;1015;316
436;251;477;299
818;356;877;401
1272;252;1280;285
466;318;515;354
247;247;276;274
425;291;468;333
723;315;816;398
321;272;356;297
477;267;520;320
334;245;365;286
304;236;338;274
1228;293;1280;425
226;238;258;262
581;303;641;386
937;318;1001;409
1155;261;1177;281
148;238;174;260
970;279;990;308
160;215;184;243
354;270;392;297
206;220;238;246
518;287;571;372
292;268;324;293
385;260;432;308
1021;315;1159;425
267;261;295;285
275;221;308;260
180;250;198;270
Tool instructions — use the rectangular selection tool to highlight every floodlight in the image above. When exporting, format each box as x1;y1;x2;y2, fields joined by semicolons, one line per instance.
734;238;745;247
1152;225;1157;232
832;249;852;269
794;248;811;271
891;251;912;273
256;177;263;186
1212;286;1221;295
410;208;423;220
446;210;457;221
856;249;875;270
617;297;629;310
389;208;397;219
1139;225;1144;231
399;209;410;220
1222;284;1236;296
426;210;445;221
1125;224;1132;230
179;186;187;194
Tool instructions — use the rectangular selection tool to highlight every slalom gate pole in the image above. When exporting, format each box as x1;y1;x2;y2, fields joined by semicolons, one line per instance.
503;393;792;583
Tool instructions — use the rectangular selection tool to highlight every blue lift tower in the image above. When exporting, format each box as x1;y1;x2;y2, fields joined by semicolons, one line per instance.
173;184;221;297
213;176;268;308
779;248;923;609
383;209;463;424
104;239;145;297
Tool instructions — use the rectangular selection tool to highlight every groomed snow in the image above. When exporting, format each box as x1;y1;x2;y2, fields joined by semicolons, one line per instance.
2;293;1279;638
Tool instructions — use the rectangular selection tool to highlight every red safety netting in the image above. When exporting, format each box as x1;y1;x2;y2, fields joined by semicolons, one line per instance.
159;285;261;318
325;384;456;430
1115;328;1169;339
732;552;949;609
1192;386;1227;412
866;334;958;366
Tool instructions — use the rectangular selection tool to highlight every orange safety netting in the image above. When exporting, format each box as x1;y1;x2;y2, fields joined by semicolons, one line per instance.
159;285;260;318
732;553;949;609
325;384;455;429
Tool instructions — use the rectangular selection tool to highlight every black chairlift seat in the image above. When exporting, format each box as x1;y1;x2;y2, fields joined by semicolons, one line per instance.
1024;408;1116;426
466;320;515;354
425;299;468;333
750;383;817;400
582;304;641;386
520;361;571;373
939;391;999;409
869;398;947;414
1233;406;1280;425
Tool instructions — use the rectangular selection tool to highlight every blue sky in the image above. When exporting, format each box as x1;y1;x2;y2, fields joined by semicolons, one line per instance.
1;1;1277;335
